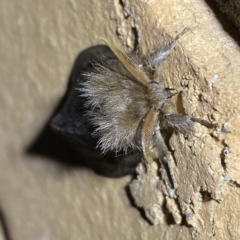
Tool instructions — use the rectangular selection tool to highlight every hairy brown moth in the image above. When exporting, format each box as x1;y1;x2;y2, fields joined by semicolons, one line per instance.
79;29;217;194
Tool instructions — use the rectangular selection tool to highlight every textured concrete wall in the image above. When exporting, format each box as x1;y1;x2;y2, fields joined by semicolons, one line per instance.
1;0;240;239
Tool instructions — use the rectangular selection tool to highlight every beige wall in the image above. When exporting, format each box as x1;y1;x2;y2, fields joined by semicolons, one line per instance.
1;0;240;239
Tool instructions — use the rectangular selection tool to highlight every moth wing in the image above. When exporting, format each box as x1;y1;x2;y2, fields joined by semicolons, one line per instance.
102;38;151;86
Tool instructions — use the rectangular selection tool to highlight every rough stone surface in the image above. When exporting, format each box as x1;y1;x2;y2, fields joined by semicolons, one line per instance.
1;0;240;239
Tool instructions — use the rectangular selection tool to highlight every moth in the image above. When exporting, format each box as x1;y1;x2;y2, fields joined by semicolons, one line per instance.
79;28;217;193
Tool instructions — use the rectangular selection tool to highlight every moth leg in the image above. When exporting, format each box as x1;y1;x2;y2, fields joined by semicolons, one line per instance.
151;28;190;68
190;117;218;128
161;100;217;132
157;133;178;192
165;156;178;190
162;113;217;132
141;107;177;194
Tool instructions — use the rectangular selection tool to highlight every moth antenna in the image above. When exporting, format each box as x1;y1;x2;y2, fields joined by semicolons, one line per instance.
152;27;190;67
101;38;151;87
